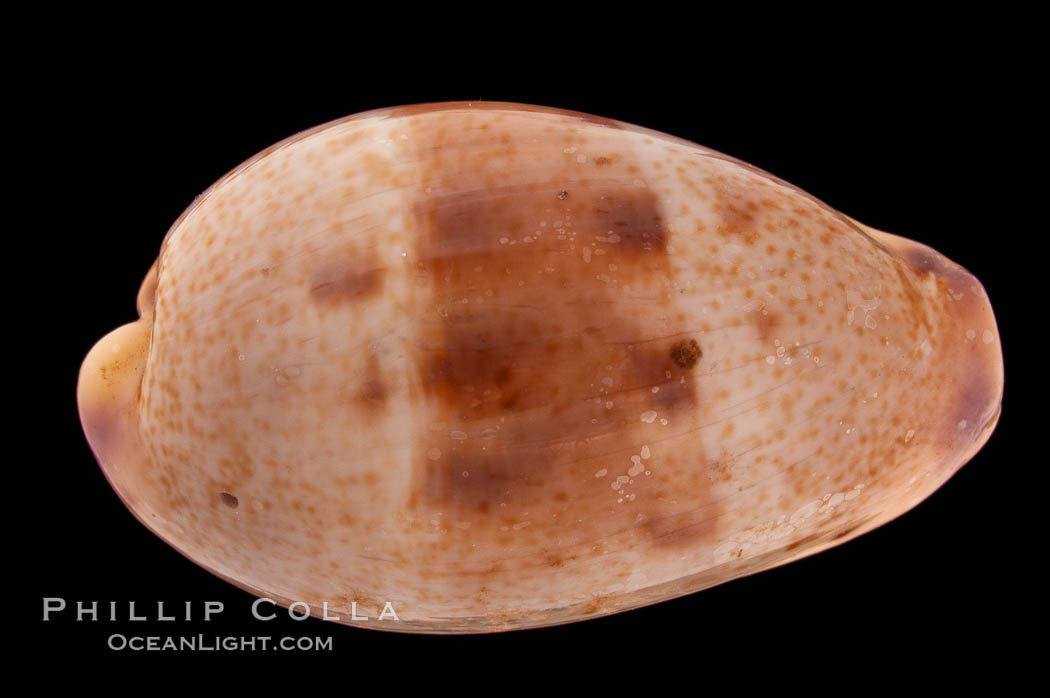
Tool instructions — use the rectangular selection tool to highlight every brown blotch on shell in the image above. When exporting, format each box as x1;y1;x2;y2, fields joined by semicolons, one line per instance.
356;354;389;409
411;180;704;522
309;258;386;305
641;508;718;549
752;309;782;342
406;115;714;553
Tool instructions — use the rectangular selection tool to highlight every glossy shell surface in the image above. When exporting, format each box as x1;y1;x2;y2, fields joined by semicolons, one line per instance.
77;103;1003;632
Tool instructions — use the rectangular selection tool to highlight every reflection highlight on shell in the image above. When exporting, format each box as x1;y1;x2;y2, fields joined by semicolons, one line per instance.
77;102;1003;632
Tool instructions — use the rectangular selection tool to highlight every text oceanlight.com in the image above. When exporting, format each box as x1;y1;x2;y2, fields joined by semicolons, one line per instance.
107;634;333;651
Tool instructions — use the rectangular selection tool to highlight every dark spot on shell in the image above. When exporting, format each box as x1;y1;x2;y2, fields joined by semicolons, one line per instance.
832;524;862;541
670;339;702;369
310;264;385;305
220;492;239;509
752;309;782;342
593;191;667;253
641;509;717;549
784;534;819;552
356;355;388;410
898;242;958;277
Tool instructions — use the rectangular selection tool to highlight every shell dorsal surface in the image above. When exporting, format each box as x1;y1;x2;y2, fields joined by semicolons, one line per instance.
77;102;1002;632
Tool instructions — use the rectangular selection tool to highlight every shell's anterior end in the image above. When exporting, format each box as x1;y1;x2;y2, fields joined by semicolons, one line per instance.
80;262;159;493
77;317;151;491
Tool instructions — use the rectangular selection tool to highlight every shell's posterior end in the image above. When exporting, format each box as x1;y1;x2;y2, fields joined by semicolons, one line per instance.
740;218;1004;581
854;220;1003;488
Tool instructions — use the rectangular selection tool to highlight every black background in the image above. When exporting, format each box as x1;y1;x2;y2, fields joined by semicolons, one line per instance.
22;24;1031;677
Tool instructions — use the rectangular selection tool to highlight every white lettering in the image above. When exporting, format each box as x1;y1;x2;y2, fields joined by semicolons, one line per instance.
288;601;310;620
42;597;66;620
77;601;98;621
204;601;224;621
157;601;175;621
252;598;276;621
379;602;400;621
